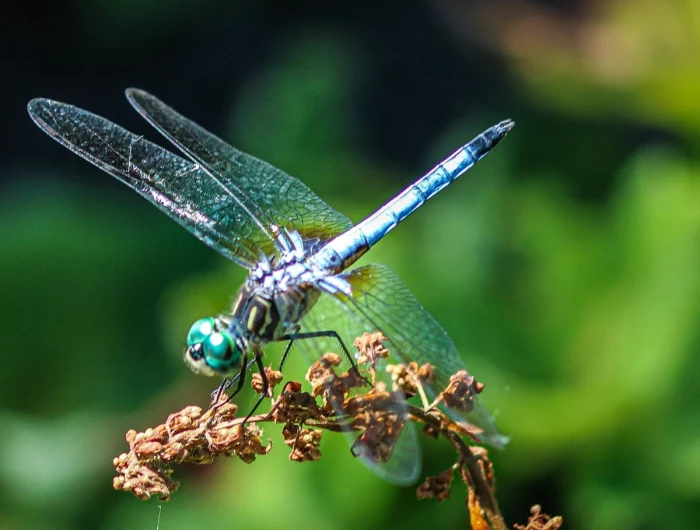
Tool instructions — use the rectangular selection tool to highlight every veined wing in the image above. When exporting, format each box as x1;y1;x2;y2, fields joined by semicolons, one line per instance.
28;98;268;268
295;291;421;485
333;263;508;448
126;89;353;254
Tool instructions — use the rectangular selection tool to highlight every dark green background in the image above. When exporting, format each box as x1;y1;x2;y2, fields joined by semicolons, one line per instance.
3;1;700;529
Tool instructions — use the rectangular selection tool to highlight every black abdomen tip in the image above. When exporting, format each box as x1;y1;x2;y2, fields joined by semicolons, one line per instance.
494;119;515;135
470;119;515;159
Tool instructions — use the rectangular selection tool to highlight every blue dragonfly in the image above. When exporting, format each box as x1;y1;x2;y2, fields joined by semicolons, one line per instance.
27;90;512;484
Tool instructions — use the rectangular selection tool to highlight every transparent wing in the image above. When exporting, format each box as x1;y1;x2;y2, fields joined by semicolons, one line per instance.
336;263;508;448
126;89;353;255
295;291;422;485
28;98;268;268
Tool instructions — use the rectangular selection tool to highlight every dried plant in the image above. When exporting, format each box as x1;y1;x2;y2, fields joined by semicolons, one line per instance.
112;332;561;530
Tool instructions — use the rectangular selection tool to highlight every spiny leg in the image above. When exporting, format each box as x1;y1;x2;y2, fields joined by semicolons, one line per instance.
212;352;249;405
230;331;367;420
279;330;369;385
215;356;258;397
278;339;296;372
242;353;269;423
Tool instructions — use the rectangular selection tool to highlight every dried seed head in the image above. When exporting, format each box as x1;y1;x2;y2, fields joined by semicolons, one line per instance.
166;406;204;435
339;366;370;390
306;354;354;411
386;362;423;396
226;425;272;464
251;366;284;394
416;467;454;502
114;331;504;518
514;505;564;530
112;456;178;501
354;332;389;367
113;401;270;500
350;392;407;465
271;383;324;424
306;353;343;395
283;424;323;462
417;363;435;382
439;371;482;413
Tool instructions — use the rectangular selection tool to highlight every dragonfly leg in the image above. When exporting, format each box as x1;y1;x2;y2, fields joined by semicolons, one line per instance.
277;339;295;371
279;330;369;386
212;352;249;406
242;354;269;422
211;378;228;403
216;356;258;397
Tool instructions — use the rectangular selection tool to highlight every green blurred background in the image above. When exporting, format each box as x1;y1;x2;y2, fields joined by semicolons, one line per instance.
3;0;700;528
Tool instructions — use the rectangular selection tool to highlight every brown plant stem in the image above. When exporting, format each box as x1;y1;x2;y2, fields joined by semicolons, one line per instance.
406;404;505;529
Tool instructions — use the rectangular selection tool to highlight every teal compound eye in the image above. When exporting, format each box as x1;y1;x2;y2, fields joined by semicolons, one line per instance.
187;317;217;347
185;317;242;377
184;317;242;377
201;331;242;374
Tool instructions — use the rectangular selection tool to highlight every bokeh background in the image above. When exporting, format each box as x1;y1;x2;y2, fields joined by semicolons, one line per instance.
3;0;700;529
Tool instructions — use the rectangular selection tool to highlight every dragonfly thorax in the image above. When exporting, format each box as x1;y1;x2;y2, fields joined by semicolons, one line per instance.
184;257;322;377
234;259;323;340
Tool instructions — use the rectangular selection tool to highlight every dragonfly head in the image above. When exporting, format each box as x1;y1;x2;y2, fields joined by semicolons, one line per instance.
184;317;243;377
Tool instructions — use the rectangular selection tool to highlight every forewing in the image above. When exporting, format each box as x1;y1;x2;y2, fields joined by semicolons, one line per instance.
295;290;422;485
28;98;268;268
126;89;353;253
337;263;508;448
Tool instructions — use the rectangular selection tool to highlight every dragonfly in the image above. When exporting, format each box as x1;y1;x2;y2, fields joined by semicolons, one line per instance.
28;89;512;484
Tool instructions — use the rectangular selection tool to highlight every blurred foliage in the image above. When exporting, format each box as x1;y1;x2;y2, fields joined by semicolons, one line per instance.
493;0;700;135
3;0;700;529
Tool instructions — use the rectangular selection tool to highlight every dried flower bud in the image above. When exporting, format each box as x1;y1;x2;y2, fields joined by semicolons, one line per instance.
283;424;323;462
439;371;481;413
271;384;323;424
285;381;303;393
306;353;343;395
350;392;407;464
514;505;563;530
386;362;419;396
306;354;354;411
354;332;389;367
166;407;202;435
416;467;454;502
339;367;370;390
229;425;272;464
417;363;435;382
251;366;284;394
113;400;270;500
